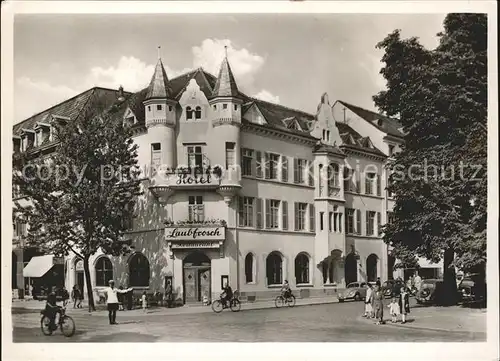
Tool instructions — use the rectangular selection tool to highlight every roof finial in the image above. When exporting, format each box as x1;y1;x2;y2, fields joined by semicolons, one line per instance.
224;45;228;59
158;46;161;60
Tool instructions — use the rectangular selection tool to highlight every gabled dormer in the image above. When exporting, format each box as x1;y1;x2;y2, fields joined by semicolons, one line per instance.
242;102;267;126
20;129;35;151
13;135;21;153
34;121;51;146
178;78;210;122
283;116;302;131
123;107;138;127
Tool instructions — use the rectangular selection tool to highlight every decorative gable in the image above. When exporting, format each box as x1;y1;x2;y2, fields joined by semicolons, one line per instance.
283;117;302;131
179;78;210;122
311;92;342;146
242;102;267;125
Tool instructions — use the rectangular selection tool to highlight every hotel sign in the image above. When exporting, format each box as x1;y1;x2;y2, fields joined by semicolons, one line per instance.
165;226;226;241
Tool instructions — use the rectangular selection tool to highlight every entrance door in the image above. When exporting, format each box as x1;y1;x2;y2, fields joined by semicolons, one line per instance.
344;254;357;285
198;268;211;301
184;268;197;303
76;272;84;294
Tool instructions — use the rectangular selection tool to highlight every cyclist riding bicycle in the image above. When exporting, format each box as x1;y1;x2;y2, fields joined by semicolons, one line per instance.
44;290;63;331
221;283;233;308
281;280;292;299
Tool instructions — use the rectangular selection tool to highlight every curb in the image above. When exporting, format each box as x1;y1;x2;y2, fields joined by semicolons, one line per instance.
357;315;483;334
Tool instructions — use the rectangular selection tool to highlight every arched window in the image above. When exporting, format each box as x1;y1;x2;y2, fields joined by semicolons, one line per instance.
366;254;378;282
266;252;282;285
129;253;150;287
95;257;113;287
245;253;254;283
195;106;202;119
295;253;309;284
186;106;193;120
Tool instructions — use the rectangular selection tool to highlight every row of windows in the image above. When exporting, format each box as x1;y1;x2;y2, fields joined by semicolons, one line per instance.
93;253;150;287
343;208;384;236
147;104;173;112
238;197;315;232
245;252;311;285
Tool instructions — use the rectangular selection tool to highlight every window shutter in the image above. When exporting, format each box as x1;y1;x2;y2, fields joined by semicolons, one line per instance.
294;203;298;231
293;158;299;183
366;211;370;235
281;156;288;182
309;204;315;232
308;161;314;186
338;213;342;233
265;199;271;229
264;153;271;179
238;197;244;227
256;151;262;178
256;198;263;229
377;212;382;235
356;172;361;193
345;211;349;233
356;209;361;234
282;201;288;230
377;174;381;196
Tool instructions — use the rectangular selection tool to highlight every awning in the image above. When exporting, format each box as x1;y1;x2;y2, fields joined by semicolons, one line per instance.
418;257;443;269
23;255;56;278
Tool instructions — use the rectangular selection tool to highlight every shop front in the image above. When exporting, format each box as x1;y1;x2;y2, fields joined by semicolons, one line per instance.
23;254;65;298
165;224;227;304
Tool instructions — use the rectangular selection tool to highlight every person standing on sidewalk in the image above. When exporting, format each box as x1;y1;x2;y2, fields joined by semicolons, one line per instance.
373;283;385;325
165;280;173;308
141;291;148;313
398;287;410;324
363;283;373;318
102;280;132;325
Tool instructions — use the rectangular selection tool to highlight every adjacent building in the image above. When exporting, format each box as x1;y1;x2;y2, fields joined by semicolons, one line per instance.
13;52;434;304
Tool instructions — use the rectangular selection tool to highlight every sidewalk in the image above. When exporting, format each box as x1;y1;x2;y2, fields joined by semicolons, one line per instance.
359;304;487;334
11;295;339;316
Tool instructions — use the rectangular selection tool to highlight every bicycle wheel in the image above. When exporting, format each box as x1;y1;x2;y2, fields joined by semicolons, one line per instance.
275;296;284;308
286;295;296;308
40;316;53;336
60;315;76;337
230;299;241;312
212;300;223;313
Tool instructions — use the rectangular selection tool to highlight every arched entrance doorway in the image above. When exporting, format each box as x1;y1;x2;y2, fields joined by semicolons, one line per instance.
387;254;395;280
183;252;211;304
366;254;378;282
12;252;18;290
74;258;85;295
344;253;357;285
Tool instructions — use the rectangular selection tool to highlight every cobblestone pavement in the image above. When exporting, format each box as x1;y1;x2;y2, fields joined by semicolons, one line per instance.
11;300;486;342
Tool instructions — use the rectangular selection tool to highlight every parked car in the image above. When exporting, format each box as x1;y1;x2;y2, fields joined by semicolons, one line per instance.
382;279;405;298
338;282;368;302
458;274;486;304
415;279;446;305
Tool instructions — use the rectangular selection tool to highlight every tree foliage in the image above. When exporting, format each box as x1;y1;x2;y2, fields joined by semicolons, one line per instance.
375;14;487;303
13;95;142;310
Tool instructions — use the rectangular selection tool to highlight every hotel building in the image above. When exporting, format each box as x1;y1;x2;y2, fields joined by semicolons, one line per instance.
12;53;439;303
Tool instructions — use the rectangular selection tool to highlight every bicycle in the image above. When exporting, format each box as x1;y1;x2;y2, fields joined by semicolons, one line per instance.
40;307;76;337
212;290;241;313
275;292;296;308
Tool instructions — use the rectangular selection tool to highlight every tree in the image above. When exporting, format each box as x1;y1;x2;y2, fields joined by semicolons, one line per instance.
375;14;487;305
13;95;142;311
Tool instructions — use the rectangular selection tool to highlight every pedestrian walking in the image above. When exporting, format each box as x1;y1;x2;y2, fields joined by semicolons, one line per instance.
102;280;132;325
141;291;148;313
61;286;70;307
398;287;411;324
413;272;422;292
77;286;84;308
363;283;373;318
72;285;81;308
388;297;400;323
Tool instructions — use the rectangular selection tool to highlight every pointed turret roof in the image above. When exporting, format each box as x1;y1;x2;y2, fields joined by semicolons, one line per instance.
145;58;171;100
211;53;239;98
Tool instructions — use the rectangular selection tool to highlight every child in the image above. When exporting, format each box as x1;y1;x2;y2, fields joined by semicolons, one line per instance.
203;293;209;306
398;287;410;323
141;291;147;313
388;297;400;323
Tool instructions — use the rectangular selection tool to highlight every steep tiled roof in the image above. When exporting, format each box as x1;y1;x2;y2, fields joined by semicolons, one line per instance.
145;59;171;99
172;68;216;100
337;122;385;156
338;100;404;138
211;57;239;98
13;87;129;135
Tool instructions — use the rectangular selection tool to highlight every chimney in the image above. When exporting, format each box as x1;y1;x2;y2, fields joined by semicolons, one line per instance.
117;85;125;102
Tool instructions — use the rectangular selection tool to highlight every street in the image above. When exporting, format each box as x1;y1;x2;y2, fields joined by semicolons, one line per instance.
11;299;486;342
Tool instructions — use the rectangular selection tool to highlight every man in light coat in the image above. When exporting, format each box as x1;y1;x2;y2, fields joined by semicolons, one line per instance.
363;283;373;318
102;280;132;325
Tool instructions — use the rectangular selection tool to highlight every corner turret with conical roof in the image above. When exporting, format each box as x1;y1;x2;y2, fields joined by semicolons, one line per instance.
143;47;177;174
209;46;243;202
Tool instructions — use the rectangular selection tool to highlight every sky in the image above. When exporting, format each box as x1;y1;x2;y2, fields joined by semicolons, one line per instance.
13;13;446;124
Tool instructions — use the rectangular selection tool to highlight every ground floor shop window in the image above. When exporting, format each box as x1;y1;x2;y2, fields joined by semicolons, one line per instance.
129;253;150;287
266;252;282;285
95;257;113;286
